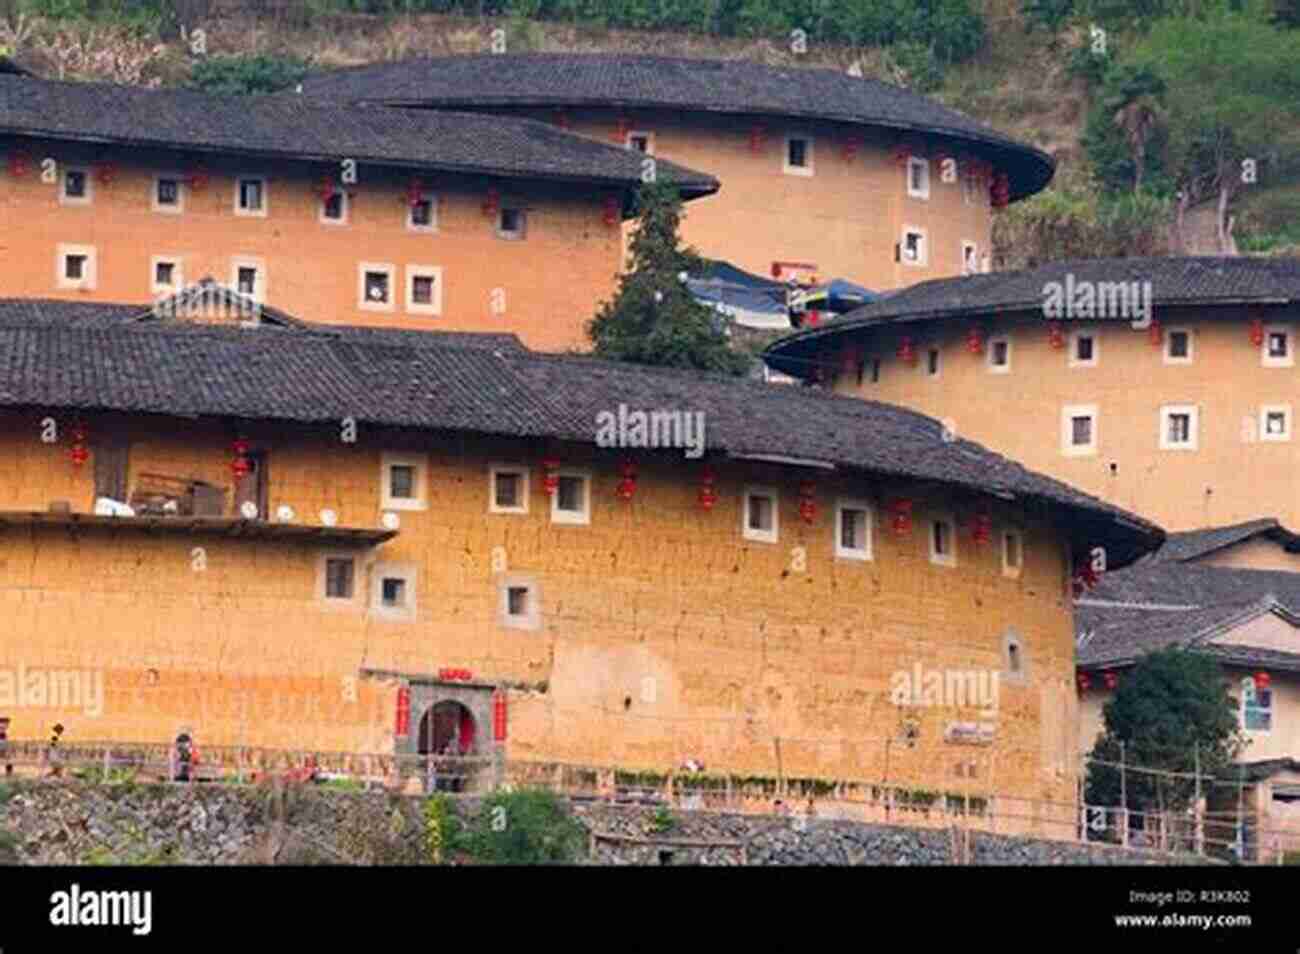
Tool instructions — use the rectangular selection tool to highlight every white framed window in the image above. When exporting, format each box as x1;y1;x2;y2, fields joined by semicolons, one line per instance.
901;227;927;267
1163;327;1193;365
551;470;591;526
1159;404;1199;451
371;562;416;622
907;156;930;199
359;262;395;312
230;257;265;303
380;453;427;511
407;194;437;232
1263;325;1293;368
626;131;654;155
152;173;184;214
497;207;527;240
1062;404;1098;457
405;265;443;316
234;176;267;217
59;166;92;206
742;485;778;544
783;134;814;176
317;552;361;607
1260;404;1292;442
1068;329;1098;368
1004;632;1027;681
926;348;941;378
320;189;348;225
834;499;873;561
55;243;96;290
961;241;978;276
1002;530;1023;578
489;464;529;515
500;574;541;631
987;336;1011;374
929;515;957;567
1242;678;1272;732
150;255;183;296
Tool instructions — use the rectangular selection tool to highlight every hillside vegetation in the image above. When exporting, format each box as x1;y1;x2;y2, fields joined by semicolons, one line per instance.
2;0;1297;264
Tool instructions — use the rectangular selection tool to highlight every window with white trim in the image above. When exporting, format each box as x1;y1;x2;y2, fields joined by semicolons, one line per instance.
150;256;182;295
406;265;443;316
408;195;437;232
321;189;348;225
317;553;360;606
1062;405;1098;457
961;241;978;276
551;471;591;526
742;486;778;544
1243;677;1272;732
359;263;395;311
371;562;416;622
1163;327;1193;365
230;257;265;303
834;499;873;561
1159;405;1198;451
234;176;267;217
381;453;427;511
152;174;183;214
1263;325;1293;368
901;227;927;266
500;575;541;631
929;515;957;567
1260;404;1292;442
907;157;930;199
56;244;96;290
783;135;813;176
59;166;91;206
1068;330;1097;368
626;131;654;154
497;207;527;240
1002;530;1023;578
490;464;529;515
987;336;1011;373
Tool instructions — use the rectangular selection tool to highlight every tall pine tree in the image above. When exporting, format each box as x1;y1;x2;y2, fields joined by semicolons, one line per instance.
587;181;751;376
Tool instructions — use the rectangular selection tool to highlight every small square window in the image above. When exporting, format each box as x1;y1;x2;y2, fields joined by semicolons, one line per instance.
784;135;813;176
627;132;653;154
381;454;426;511
406;266;443;316
151;257;181;293
1269;333;1287;358
1069;331;1097;367
551;472;590;526
930;516;956;567
57;244;96;290
65;254;86;280
236;177;266;215
907;157;930;199
64;169;87;199
370;562;416;621
325;558;355;599
988;337;1011;373
157;178;179;206
499;574;541;630
381;577;406;607
1062;405;1098;457
507;586;528;617
498;208;526;240
1263;326;1293;367
1159;405;1198;451
412;276;434;305
490;465;529;515
1261;405;1291;442
1002;531;1022;578
961;242;977;276
1072;416;1093;446
359;263;395;311
408;197;436;231
237;268;256;294
901;229;927;266
926;349;940;377
365;272;389;303
1164;328;1192;364
389;465;415;499
742;486;778;544
835;500;872;561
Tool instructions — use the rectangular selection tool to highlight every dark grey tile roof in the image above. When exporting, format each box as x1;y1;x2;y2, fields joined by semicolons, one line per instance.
0;296;1163;567
1154;518;1300;563
298;53;1053;201
765;257;1300;378
0;74;717;196
1089;563;1300;611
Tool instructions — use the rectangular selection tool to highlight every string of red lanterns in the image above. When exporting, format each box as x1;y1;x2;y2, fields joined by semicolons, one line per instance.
69;420;89;467
1102;671;1118;691
541;456;561;496
970;511;992;545
1077;672;1091;692
406;177;425;209
602;196;620;227
1254;671;1271;692
438;668;473;682
6;151;31;178
492;689;508;742
96;163;117;186
395;686;411;738
888;498;913;535
841;135;860;161
749;124;767;153
1249;319;1265;346
897;336;917;365
482;187;500;217
965;327;984;354
318;174;338;204
798;480;816;524
231;437;251;480
698;465;717;511
1148;318;1163;347
1047;322;1065;349
616;460;637;501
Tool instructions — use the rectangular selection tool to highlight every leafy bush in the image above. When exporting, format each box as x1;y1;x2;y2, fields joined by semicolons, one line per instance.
0;827;19;865
188;54;313;96
422;791;463;863
886;40;943;92
462;788;586;864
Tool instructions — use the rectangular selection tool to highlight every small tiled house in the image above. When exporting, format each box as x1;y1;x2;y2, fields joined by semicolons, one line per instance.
0;289;1161;810
0;72;717;351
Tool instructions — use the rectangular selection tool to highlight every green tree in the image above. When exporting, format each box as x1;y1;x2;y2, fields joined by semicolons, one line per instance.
187;54;313;96
1085;648;1246;836
587;180;751;376
1083;63;1169;194
462;788;586;865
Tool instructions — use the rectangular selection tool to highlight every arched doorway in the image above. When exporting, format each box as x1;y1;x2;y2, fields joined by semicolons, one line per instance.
417;700;477;792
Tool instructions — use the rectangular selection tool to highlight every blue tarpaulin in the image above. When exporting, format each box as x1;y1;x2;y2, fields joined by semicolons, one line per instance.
686;260;792;330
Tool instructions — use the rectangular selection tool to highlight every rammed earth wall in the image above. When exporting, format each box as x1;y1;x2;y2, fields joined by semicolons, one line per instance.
0;782;1216;866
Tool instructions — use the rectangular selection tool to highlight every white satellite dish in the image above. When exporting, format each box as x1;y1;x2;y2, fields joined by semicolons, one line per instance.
276;504;295;522
319;509;338;527
381;511;400;531
240;501;258;519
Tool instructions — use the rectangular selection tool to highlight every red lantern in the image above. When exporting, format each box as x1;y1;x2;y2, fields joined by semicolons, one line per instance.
1254;671;1271;692
187;167;208;192
493;690;508;742
395;686;411;738
842;135;860;161
614;116;631;142
889;499;913;535
970;511;992;545
554;110;569;129
798;480;816;524
892;144;910;168
1103;671;1118;691
1148;319;1163;347
69;420;89;467
405;177;424;209
1077;672;1091;692
1250;319;1265;347
542;457;560;496
749;124;766;153
897;337;917;365
1047;322;1065;349
990;171;1010;208
7;151;31;178
1071;561;1101;597
617;460;637;501
698;466;717;511
966;327;983;354
318;175;337;203
96;163;116;185
482;187;500;217
603;196;620;227
231;438;250;480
